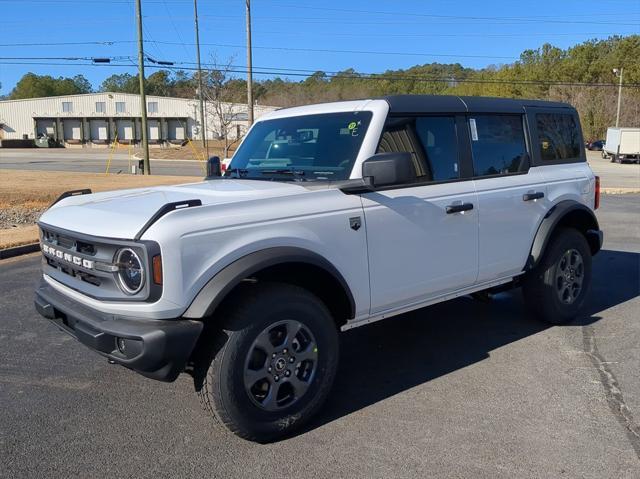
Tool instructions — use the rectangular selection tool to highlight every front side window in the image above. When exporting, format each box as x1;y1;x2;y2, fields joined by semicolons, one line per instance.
537;113;581;161
115;102;126;113
377;116;459;182
148;101;158;113
228;112;372;181
62;102;73;113
469;115;528;177
95;102;106;113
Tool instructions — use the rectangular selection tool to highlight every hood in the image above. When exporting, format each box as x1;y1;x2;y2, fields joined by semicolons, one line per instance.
39;179;308;239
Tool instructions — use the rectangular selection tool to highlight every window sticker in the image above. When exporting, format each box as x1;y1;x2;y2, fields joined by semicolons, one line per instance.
469;118;478;141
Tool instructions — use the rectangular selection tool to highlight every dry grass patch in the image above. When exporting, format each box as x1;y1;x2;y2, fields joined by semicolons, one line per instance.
0;225;39;249
0;169;201;209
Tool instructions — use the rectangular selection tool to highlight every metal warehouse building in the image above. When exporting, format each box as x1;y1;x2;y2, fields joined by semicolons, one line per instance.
0;93;276;147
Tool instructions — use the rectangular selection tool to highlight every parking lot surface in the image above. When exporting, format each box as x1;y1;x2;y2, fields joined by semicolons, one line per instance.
1;194;639;479
0;148;202;176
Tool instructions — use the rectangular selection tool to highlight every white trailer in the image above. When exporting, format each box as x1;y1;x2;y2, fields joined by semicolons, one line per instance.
603;127;640;163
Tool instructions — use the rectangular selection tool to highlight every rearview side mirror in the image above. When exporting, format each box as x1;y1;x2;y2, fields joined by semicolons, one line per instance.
362;152;416;187
206;156;222;178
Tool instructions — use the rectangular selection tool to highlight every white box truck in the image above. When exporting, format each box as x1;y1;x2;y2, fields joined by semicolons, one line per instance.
603;127;640;163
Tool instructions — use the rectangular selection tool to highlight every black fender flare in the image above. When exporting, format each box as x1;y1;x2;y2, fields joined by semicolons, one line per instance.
182;247;356;319
525;200;602;270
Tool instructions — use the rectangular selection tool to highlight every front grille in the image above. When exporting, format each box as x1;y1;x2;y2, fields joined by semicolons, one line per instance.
38;224;159;302
39;226;124;297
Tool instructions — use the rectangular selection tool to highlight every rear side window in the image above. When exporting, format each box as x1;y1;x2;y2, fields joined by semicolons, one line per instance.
536;113;581;161
469;115;528;177
377;116;459;182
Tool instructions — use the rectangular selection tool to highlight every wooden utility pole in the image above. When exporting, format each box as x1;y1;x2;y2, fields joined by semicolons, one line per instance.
135;0;151;174
246;0;254;126
194;0;208;156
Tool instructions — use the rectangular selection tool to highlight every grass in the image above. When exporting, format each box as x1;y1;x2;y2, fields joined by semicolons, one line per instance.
0;169;201;209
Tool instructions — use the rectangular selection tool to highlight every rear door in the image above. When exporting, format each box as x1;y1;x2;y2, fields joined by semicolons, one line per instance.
468;113;549;282
362;115;479;314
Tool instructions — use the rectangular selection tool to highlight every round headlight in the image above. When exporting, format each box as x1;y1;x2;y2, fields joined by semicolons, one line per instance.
116;248;145;294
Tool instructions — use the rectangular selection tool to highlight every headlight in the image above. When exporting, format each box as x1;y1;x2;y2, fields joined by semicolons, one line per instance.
116;248;145;294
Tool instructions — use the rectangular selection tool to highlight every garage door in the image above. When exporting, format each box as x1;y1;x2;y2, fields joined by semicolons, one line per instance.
168;120;185;141
36;119;56;138
63;119;82;141
116;120;134;141
148;120;160;141
90;120;109;141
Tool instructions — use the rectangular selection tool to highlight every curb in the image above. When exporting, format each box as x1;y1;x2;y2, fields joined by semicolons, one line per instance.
601;188;640;195
0;243;40;260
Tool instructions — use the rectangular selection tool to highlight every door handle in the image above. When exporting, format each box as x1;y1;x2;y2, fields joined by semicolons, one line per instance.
446;203;474;214
523;191;544;201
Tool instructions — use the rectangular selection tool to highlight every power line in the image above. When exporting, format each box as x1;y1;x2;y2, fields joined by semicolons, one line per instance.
3;30;638;48
1;60;638;89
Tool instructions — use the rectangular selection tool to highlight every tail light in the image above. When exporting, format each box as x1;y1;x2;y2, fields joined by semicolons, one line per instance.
594;176;600;210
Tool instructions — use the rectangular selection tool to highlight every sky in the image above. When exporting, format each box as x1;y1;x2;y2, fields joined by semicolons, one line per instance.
1;0;639;96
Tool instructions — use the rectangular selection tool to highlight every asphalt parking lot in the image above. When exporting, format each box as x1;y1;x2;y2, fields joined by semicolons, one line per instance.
0;148;202;176
1;194;639;479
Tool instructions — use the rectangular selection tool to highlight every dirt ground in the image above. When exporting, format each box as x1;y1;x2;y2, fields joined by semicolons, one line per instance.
0;170;200;249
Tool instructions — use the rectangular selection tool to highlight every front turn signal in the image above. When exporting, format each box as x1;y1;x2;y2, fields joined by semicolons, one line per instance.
152;254;163;285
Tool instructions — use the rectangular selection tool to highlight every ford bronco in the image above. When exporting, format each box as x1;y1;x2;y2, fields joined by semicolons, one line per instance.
35;95;602;441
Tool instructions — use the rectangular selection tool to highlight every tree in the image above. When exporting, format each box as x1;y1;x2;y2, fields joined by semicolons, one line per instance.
202;57;246;157
9;73;92;99
99;73;139;93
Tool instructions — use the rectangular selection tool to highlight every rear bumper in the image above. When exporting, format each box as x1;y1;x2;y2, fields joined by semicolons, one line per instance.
34;280;203;382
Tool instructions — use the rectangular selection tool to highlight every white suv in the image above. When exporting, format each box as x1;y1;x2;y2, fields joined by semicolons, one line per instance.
35;95;602;441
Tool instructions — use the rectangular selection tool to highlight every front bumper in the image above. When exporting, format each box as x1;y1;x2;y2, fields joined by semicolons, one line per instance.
34;279;203;382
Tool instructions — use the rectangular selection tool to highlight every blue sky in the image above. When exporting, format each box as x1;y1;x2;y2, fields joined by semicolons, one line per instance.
1;0;639;95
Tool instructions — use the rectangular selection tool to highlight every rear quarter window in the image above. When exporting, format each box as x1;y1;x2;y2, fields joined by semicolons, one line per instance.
536;113;581;161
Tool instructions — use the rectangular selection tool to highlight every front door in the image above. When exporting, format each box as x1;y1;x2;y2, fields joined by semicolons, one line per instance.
361;115;479;314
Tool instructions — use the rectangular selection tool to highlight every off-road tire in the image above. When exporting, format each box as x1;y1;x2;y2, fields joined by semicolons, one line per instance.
195;282;339;442
523;228;592;324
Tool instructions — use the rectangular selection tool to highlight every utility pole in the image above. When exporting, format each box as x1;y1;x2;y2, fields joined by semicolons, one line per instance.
614;67;623;128
135;0;151;174
194;0;208;157
246;0;254;126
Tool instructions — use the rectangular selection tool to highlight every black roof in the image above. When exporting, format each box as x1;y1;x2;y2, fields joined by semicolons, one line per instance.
382;95;573;114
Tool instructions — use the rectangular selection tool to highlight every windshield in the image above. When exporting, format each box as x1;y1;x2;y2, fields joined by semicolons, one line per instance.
226;111;373;181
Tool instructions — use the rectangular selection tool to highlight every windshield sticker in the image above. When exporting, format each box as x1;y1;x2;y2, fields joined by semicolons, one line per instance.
469;118;478;141
344;120;361;137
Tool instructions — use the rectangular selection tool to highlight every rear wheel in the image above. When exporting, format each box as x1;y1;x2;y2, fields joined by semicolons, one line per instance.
523;228;592;324
195;282;339;442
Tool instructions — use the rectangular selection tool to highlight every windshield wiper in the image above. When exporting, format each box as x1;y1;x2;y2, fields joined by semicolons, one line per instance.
260;168;307;181
225;168;249;178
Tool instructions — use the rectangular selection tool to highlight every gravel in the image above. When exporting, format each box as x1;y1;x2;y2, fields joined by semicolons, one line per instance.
0;206;46;229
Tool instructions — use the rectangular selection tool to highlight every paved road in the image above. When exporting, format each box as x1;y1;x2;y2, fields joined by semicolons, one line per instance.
1;149;638;190
587;150;640;190
1;195;639;478
0;148;203;176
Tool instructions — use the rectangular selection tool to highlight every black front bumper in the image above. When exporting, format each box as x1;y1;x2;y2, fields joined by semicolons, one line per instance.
34;280;203;382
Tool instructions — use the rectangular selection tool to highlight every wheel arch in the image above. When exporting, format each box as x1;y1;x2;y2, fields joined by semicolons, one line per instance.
525;200;602;271
182;247;356;327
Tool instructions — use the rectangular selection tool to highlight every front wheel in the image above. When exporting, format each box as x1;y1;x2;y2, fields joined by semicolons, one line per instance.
195;282;339;442
523;228;592;324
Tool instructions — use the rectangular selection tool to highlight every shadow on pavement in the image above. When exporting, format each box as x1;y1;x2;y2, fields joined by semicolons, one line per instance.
304;249;640;433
